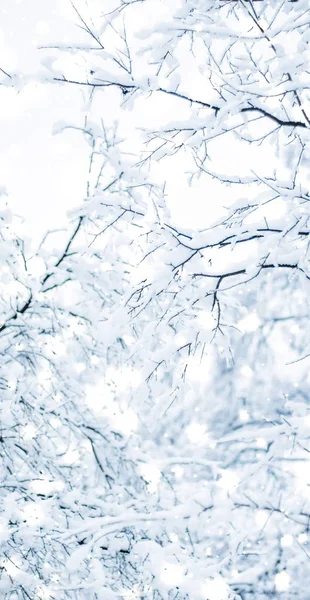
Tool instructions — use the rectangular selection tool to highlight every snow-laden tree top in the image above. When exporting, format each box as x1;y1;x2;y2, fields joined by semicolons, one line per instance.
0;0;310;598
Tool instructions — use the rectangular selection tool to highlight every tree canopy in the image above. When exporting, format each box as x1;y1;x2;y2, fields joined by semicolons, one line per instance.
1;0;310;598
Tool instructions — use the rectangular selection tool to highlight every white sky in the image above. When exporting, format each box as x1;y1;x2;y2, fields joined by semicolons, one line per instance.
0;0;89;240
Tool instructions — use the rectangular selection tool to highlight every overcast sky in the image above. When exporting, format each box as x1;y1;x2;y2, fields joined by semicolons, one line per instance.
0;0;89;242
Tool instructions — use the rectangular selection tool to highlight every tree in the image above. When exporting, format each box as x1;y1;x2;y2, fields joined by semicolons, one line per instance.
1;0;310;598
